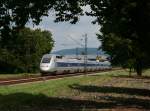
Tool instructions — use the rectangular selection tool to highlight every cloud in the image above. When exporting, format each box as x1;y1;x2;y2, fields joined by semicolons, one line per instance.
27;11;101;51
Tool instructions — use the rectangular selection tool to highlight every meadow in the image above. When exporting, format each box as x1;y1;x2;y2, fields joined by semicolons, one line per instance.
0;69;150;111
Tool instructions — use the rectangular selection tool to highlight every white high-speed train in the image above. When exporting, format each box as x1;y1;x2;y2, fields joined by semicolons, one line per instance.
40;54;111;75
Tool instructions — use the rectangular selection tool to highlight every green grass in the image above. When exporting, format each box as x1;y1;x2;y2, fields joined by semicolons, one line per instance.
0;73;40;79
0;70;150;111
0;72;111;96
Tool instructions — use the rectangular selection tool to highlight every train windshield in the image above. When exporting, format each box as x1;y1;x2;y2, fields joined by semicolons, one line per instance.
42;58;51;63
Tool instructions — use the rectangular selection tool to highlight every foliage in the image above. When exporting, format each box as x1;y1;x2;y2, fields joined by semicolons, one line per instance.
0;0;83;73
0;0;84;31
86;0;150;76
97;33;132;65
0;28;54;73
1;0;150;76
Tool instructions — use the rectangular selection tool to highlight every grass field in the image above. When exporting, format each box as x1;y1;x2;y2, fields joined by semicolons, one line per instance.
0;73;40;79
0;69;150;111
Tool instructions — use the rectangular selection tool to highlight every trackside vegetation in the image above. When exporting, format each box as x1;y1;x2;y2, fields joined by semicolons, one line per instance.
0;70;149;111
0;28;54;73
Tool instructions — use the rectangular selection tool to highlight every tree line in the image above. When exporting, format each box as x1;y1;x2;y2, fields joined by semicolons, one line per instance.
1;0;150;75
0;28;54;73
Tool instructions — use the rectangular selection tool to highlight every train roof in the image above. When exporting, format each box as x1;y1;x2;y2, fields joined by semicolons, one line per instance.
42;54;60;57
42;54;110;63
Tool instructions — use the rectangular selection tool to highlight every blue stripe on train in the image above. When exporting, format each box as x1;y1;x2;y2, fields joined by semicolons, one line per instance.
56;62;107;67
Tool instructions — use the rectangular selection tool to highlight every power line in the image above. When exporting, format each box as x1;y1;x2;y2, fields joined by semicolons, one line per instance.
64;33;88;74
67;35;84;47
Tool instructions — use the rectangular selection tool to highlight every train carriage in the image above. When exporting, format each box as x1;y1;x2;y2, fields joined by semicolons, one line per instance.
40;54;111;75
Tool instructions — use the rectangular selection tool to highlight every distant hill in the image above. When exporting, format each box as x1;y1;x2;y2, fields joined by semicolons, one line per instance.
51;48;105;55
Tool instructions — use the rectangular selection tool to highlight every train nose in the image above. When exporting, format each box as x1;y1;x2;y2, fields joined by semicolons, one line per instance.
40;64;50;71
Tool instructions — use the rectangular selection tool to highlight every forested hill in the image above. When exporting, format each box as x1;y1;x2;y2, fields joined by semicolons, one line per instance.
51;48;105;55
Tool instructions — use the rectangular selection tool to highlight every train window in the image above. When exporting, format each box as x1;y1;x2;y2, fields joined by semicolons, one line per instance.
56;56;62;59
57;62;68;67
42;58;51;63
81;63;84;66
69;63;77;67
88;59;96;61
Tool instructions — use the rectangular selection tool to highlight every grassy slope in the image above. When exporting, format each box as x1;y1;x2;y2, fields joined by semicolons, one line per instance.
0;70;150;111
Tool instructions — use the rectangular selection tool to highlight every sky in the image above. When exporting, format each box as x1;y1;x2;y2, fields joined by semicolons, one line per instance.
27;9;101;52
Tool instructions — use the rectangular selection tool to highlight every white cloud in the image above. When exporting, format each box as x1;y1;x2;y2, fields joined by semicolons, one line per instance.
27;10;101;51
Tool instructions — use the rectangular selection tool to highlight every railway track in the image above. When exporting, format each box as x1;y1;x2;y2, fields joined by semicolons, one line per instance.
0;68;120;85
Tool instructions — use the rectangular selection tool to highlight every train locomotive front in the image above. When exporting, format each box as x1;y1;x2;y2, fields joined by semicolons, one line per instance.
40;54;56;74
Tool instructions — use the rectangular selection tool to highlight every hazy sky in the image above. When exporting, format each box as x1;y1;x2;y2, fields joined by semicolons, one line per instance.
27;11;101;51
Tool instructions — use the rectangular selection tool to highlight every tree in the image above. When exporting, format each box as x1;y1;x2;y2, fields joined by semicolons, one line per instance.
0;0;83;73
97;33;136;75
86;0;150;76
1;0;150;75
97;33;132;65
0;28;54;73
0;0;84;34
